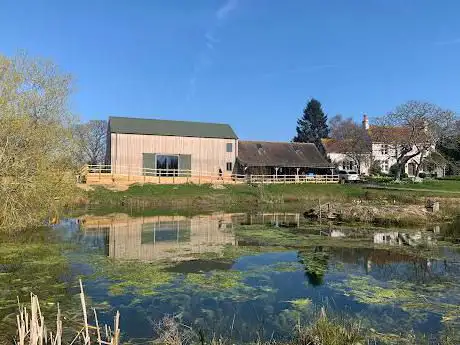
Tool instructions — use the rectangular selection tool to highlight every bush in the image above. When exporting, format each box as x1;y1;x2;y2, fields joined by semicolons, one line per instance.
389;164;408;179
369;160;382;176
418;172;427;179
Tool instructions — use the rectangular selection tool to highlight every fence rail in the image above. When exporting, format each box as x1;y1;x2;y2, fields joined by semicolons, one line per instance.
80;164;339;185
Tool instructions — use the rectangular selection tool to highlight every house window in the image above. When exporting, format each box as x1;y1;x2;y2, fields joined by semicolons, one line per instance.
381;145;389;155
226;162;233;171
342;161;354;171
381;160;389;172
156;155;178;176
226;143;233;153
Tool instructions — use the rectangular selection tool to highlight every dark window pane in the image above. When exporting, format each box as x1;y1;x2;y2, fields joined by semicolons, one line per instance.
226;162;233;171
226;143;233;152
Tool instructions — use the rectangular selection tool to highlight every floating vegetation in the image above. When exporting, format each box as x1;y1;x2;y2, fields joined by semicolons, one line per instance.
287;298;312;309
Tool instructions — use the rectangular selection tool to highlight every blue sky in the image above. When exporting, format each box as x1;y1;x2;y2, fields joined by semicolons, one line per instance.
1;0;460;140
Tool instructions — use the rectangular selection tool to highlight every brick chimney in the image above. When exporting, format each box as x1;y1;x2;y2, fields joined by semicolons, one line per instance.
362;114;369;130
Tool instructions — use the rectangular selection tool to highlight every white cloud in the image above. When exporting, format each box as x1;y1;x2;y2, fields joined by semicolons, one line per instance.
186;0;239;101
216;0;239;21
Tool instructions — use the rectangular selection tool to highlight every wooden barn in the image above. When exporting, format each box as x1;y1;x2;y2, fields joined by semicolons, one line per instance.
236;141;334;175
106;116;238;178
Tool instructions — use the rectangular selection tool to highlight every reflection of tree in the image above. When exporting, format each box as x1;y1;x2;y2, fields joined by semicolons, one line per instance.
441;216;460;243
298;247;329;286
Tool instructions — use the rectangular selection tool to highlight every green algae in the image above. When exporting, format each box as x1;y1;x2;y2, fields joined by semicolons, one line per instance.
331;275;416;305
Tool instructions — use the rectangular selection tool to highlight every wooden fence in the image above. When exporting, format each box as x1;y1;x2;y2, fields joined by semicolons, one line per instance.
80;165;339;185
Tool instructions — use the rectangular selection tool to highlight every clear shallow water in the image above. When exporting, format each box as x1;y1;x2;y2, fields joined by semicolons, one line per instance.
2;213;460;343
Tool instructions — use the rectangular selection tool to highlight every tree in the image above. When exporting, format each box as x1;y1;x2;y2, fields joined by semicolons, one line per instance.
438;119;460;175
293;98;329;154
0;53;77;231
329;115;372;174
74;120;108;165
375;101;455;180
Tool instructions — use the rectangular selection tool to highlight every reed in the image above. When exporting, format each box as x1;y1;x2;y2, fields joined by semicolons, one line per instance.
15;279;120;345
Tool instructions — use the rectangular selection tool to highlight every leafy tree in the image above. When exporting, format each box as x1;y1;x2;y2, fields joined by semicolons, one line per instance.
0;53;77;231
293;98;329;153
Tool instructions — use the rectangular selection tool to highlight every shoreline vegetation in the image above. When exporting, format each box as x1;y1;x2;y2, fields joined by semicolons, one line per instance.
74;181;460;228
13;281;458;345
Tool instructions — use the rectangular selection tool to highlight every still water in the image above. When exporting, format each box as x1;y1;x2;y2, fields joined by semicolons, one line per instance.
1;212;459;343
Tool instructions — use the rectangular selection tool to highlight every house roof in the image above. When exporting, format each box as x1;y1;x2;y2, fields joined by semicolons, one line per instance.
367;125;411;143
237;141;334;168
321;138;372;154
108;116;238;139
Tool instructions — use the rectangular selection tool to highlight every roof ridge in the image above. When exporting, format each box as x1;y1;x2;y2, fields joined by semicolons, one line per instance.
108;116;232;127
240;140;316;145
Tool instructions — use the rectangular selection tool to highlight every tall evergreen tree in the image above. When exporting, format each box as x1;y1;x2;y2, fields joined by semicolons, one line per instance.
293;99;329;153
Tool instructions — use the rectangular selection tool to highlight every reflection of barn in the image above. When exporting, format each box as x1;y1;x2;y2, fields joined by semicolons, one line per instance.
81;214;239;261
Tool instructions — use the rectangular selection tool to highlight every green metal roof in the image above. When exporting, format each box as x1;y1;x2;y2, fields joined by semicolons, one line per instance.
109;116;238;139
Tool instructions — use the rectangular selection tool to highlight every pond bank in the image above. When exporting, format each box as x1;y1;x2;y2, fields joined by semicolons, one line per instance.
74;183;460;227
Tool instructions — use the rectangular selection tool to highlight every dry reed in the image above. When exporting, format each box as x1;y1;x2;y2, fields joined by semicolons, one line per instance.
15;279;120;345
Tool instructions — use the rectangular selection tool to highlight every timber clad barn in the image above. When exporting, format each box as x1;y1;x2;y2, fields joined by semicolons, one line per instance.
96;116;335;185
107;116;238;178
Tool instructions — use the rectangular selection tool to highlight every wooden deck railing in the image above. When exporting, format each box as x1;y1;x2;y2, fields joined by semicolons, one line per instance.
80;164;339;185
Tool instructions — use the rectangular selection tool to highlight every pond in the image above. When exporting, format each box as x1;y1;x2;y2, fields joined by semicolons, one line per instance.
0;212;459;344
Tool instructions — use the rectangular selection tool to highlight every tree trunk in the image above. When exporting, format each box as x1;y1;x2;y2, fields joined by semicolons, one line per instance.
395;165;402;181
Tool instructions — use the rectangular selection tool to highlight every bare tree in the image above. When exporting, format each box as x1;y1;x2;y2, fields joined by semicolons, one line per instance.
375;101;455;180
329;115;371;174
74;120;108;165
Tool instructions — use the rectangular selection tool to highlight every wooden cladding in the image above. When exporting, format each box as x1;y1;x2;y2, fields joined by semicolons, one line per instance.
110;133;238;176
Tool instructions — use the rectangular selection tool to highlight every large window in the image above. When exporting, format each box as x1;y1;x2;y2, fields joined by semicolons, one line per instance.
156;155;178;176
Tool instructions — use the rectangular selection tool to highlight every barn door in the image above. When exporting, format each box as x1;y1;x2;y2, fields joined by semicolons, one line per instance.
142;153;156;176
179;155;191;176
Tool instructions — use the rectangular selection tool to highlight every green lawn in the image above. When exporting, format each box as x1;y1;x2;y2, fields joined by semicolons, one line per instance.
377;179;460;192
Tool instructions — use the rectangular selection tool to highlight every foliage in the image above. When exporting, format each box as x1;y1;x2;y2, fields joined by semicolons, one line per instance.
389;164;408;179
369;160;383;176
293;98;329;154
0;53;78;231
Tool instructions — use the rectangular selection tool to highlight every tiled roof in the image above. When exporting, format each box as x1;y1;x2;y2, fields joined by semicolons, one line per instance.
237;141;334;168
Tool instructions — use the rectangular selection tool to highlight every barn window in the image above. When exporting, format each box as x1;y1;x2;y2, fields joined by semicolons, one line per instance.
226;162;233;171
156;155;178;176
226;143;233;152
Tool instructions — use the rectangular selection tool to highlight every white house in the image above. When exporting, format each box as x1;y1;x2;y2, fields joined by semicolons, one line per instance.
323;115;445;177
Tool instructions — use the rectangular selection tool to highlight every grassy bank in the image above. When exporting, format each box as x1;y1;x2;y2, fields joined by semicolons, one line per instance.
76;182;460;225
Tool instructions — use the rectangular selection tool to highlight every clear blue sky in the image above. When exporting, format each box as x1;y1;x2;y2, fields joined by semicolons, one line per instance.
1;0;460;140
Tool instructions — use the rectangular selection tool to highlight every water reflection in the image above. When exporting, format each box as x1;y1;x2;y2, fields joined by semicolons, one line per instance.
373;231;435;247
54;213;460;342
81;214;238;261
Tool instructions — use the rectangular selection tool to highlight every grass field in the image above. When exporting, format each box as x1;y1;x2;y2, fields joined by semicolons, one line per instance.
376;179;460;192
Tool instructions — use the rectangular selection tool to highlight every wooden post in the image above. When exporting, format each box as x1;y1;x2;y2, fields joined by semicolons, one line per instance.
318;199;322;225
